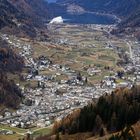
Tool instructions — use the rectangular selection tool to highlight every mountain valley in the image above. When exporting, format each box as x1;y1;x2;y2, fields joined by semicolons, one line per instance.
0;0;140;140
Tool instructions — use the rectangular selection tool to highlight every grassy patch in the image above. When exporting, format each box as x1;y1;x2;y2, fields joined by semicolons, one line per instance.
98;55;115;61
0;124;27;133
32;128;51;139
0;134;24;140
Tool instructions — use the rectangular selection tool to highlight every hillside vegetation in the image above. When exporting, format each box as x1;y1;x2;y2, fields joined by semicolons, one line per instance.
0;72;23;109
0;38;24;109
51;86;140;139
0;38;24;72
0;0;49;38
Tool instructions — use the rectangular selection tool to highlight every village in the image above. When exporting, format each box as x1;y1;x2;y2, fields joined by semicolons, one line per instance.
0;23;140;134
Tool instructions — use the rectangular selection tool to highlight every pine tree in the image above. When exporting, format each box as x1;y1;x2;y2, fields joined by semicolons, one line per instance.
93;115;103;134
99;127;105;137
55;133;60;140
110;112;118;132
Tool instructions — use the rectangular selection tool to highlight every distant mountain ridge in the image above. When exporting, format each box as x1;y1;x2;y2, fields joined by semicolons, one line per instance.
0;0;140;38
57;0;140;16
56;0;140;39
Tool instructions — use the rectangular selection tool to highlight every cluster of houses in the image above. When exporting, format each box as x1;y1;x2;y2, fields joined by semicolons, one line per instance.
0;31;140;130
0;82;110;128
0;129;14;135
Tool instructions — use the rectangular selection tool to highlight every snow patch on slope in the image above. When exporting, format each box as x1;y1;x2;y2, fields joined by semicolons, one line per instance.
49;16;63;24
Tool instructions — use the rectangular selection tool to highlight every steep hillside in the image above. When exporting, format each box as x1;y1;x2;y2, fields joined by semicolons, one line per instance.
0;0;49;38
56;0;140;39
0;38;24;72
117;6;140;40
0;0;20;29
35;86;140;140
0;38;24;109
0;72;23;109
122;6;140;28
57;0;140;16
56;86;140;132
9;0;48;21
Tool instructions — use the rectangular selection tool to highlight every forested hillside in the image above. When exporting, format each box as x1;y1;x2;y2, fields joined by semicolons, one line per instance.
0;0;49;38
0;38;24;109
52;86;140;139
0;72;23;109
0;38;24;72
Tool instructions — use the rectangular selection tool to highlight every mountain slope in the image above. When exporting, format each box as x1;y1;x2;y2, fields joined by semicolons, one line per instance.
36;86;140;140
0;38;24;72
57;0;140;16
123;6;140;28
112;5;140;40
56;0;140;39
0;0;20;29
0;0;49;38
0;72;23;109
0;38;24;109
9;0;48;21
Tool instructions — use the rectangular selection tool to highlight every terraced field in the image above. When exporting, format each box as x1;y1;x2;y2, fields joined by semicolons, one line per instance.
31;24;129;84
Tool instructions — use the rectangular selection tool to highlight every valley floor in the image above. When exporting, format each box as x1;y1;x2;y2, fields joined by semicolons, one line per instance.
0;23;140;140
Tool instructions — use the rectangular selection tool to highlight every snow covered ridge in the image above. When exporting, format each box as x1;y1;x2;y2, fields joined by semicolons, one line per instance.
49;16;63;24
